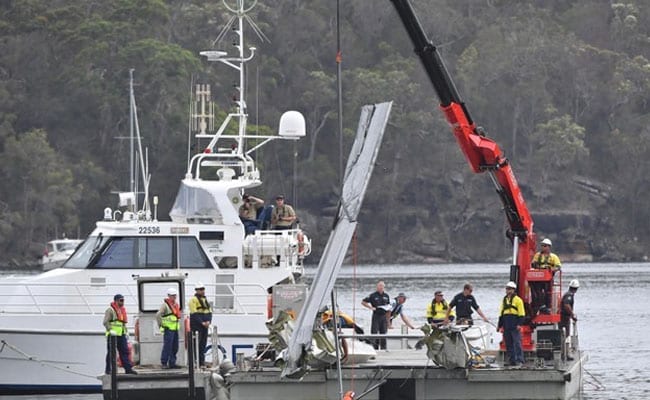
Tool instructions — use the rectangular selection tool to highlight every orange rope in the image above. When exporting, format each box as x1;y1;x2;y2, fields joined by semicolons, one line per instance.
350;228;358;394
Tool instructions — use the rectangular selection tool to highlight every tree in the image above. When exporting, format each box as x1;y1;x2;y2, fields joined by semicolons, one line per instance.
0;129;80;259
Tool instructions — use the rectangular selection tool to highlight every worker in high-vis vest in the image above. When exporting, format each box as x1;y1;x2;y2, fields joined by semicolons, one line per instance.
189;282;212;367
426;290;455;326
156;287;182;369
103;294;137;374
498;281;526;367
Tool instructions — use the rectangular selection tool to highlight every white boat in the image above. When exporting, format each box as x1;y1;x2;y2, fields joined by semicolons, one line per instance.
0;3;310;394
40;239;83;271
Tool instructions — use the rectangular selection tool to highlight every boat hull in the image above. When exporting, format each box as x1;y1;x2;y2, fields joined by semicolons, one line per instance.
0;324;269;394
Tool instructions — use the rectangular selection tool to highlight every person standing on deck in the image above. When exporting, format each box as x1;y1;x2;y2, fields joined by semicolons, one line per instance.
531;238;562;314
156;288;181;369
498;281;526;366
426;290;455;326
361;281;391;349
189;283;212;367
532;238;562;271
271;195;296;230
444;283;490;325
560;280;580;338
103;294;137;374
388;292;416;330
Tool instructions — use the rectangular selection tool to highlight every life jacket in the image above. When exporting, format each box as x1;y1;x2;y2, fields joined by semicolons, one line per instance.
500;295;522;316
534;252;559;270
429;299;450;320
161;298;181;331
191;294;211;314
106;302;128;336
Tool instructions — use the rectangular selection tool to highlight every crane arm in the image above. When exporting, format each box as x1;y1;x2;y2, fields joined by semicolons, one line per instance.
388;0;534;244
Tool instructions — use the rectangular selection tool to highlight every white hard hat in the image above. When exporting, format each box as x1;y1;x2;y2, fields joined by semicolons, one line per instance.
167;288;178;296
541;238;552;246
194;282;205;290
506;281;517;289
569;279;580;289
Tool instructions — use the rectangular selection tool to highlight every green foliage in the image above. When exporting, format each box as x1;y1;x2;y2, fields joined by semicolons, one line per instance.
0;129;80;258
1;0;650;263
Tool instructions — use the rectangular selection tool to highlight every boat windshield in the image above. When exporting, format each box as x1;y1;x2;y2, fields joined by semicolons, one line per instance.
62;236;108;269
62;235;212;269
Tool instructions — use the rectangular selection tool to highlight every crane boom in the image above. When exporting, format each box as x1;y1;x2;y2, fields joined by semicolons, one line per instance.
389;0;562;350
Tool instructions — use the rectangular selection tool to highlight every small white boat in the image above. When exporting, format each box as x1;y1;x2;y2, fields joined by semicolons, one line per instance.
40;239;83;271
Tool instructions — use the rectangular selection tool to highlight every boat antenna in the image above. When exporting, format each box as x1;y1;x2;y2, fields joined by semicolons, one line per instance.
187;74;195;171
128;70;151;217
200;0;260;156
129;69;136;195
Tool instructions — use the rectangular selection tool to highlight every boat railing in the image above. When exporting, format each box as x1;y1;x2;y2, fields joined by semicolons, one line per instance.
211;282;267;315
189;152;258;181
0;281;138;315
0;281;268;316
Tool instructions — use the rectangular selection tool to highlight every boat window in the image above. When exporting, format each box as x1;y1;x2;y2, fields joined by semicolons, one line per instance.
217;256;239;269
200;231;224;240
179;237;211;268
138;281;185;313
63;236;108;269
139;237;173;268
93;237;174;269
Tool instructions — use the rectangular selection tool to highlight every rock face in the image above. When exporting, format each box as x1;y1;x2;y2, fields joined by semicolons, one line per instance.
304;208;648;264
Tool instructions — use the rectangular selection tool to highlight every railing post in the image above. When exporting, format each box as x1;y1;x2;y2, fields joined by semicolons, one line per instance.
109;334;118;400
187;330;196;400
212;325;221;366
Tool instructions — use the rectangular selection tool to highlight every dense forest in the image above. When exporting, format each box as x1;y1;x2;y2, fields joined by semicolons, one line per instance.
1;0;649;266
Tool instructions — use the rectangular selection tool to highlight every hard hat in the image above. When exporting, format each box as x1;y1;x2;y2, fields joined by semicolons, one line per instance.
167;288;178;296
541;238;552;246
506;281;517;289
194;282;205;290
569;279;580;289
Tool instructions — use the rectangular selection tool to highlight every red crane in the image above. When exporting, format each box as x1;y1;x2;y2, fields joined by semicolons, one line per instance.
388;0;562;351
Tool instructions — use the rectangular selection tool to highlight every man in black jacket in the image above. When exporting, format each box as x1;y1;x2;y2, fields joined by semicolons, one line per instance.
361;281;391;349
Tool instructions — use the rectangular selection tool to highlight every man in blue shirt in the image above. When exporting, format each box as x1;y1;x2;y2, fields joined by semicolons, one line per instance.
361;281;391;349
388;292;415;330
444;283;490;325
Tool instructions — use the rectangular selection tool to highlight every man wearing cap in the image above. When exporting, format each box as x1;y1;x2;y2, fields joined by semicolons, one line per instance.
361;281;391;349
239;193;264;235
388;293;415;330
189;283;212;367
271;195;296;230
156;288;182;369
103;294;137;374
426;291;455;326
499;281;525;366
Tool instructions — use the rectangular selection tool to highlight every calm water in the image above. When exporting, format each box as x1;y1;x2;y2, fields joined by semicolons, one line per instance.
1;262;648;399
